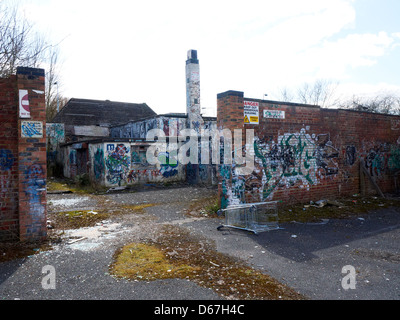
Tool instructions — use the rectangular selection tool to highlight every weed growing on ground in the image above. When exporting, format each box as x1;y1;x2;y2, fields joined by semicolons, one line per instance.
110;225;305;300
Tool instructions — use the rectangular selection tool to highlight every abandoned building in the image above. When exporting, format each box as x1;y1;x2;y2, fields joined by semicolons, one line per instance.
3;50;400;242
46;50;218;187
52;97;157;142
46;49;400;206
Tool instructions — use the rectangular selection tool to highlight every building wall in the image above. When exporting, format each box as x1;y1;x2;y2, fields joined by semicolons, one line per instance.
86;141;186;187
0;67;47;242
46;123;65;175
110;116;188;139
62;142;88;179
217;90;400;208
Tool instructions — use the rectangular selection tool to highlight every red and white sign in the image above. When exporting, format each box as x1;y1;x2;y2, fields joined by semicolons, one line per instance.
244;101;259;107
19;89;30;118
244;101;259;124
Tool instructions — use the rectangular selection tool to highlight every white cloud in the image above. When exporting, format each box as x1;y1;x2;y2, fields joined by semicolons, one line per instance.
16;0;400;116
299;31;396;80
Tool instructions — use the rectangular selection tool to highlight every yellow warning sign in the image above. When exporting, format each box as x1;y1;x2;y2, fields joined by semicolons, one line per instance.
250;116;259;123
244;116;250;123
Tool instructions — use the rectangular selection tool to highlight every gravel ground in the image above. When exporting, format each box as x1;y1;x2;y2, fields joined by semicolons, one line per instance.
1;185;399;300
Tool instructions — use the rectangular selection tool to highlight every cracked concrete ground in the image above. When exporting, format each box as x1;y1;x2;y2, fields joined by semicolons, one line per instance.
1;185;399;300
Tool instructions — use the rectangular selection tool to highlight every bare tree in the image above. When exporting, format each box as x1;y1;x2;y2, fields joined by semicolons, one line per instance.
278;79;339;107
279;87;295;102
0;2;49;77
297;79;339;107
0;1;66;120
45;46;67;122
338;93;400;115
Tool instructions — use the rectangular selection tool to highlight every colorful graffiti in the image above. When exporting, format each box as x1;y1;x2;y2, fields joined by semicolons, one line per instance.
46;123;65;146
127;168;162;183
158;152;178;178
219;129;342;205
219;164;231;209
131;149;147;165
361;142;400;177
252;129;339;199
388;145;400;171
105;144;130;185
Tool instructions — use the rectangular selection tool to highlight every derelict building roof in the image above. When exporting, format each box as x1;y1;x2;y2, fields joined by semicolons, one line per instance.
52;98;157;127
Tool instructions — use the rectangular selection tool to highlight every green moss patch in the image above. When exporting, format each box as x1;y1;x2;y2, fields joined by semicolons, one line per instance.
121;203;156;213
50;210;110;229
110;225;305;300
110;243;199;281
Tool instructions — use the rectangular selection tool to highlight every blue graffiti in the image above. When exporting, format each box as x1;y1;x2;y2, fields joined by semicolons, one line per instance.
25;164;46;219
0;149;15;171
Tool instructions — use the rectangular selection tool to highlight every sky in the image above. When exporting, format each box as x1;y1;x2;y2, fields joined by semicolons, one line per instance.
14;0;400;116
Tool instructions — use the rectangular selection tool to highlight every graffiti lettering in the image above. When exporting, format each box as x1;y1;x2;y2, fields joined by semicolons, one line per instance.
252;129;339;199
106;144;130;185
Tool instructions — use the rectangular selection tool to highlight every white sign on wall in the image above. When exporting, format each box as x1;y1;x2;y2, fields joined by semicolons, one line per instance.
19;89;30;118
21;121;43;138
264;109;285;119
244;101;259;124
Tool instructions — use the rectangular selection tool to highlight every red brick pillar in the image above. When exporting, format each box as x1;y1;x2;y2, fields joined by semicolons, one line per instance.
217;90;244;132
16;67;47;242
0;75;19;241
216;91;244;208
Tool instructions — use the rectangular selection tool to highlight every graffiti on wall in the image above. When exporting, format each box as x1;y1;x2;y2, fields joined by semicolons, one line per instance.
252;129;339;199
219;128;341;206
345;146;356;166
131;148;147;166
105;144;130;185
0;149;15;171
388;145;400;172
361;142;400;177
0;149;16;213
109;116;210;139
127;168;162;183
25;163;46;219
158;152;178;178
219;164;231;209
46;123;65;145
219;125;400;206
93;148;105;180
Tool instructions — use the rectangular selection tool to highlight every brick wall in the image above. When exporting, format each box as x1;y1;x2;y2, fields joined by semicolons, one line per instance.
217;90;400;208
0;67;47;242
0;75;19;241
